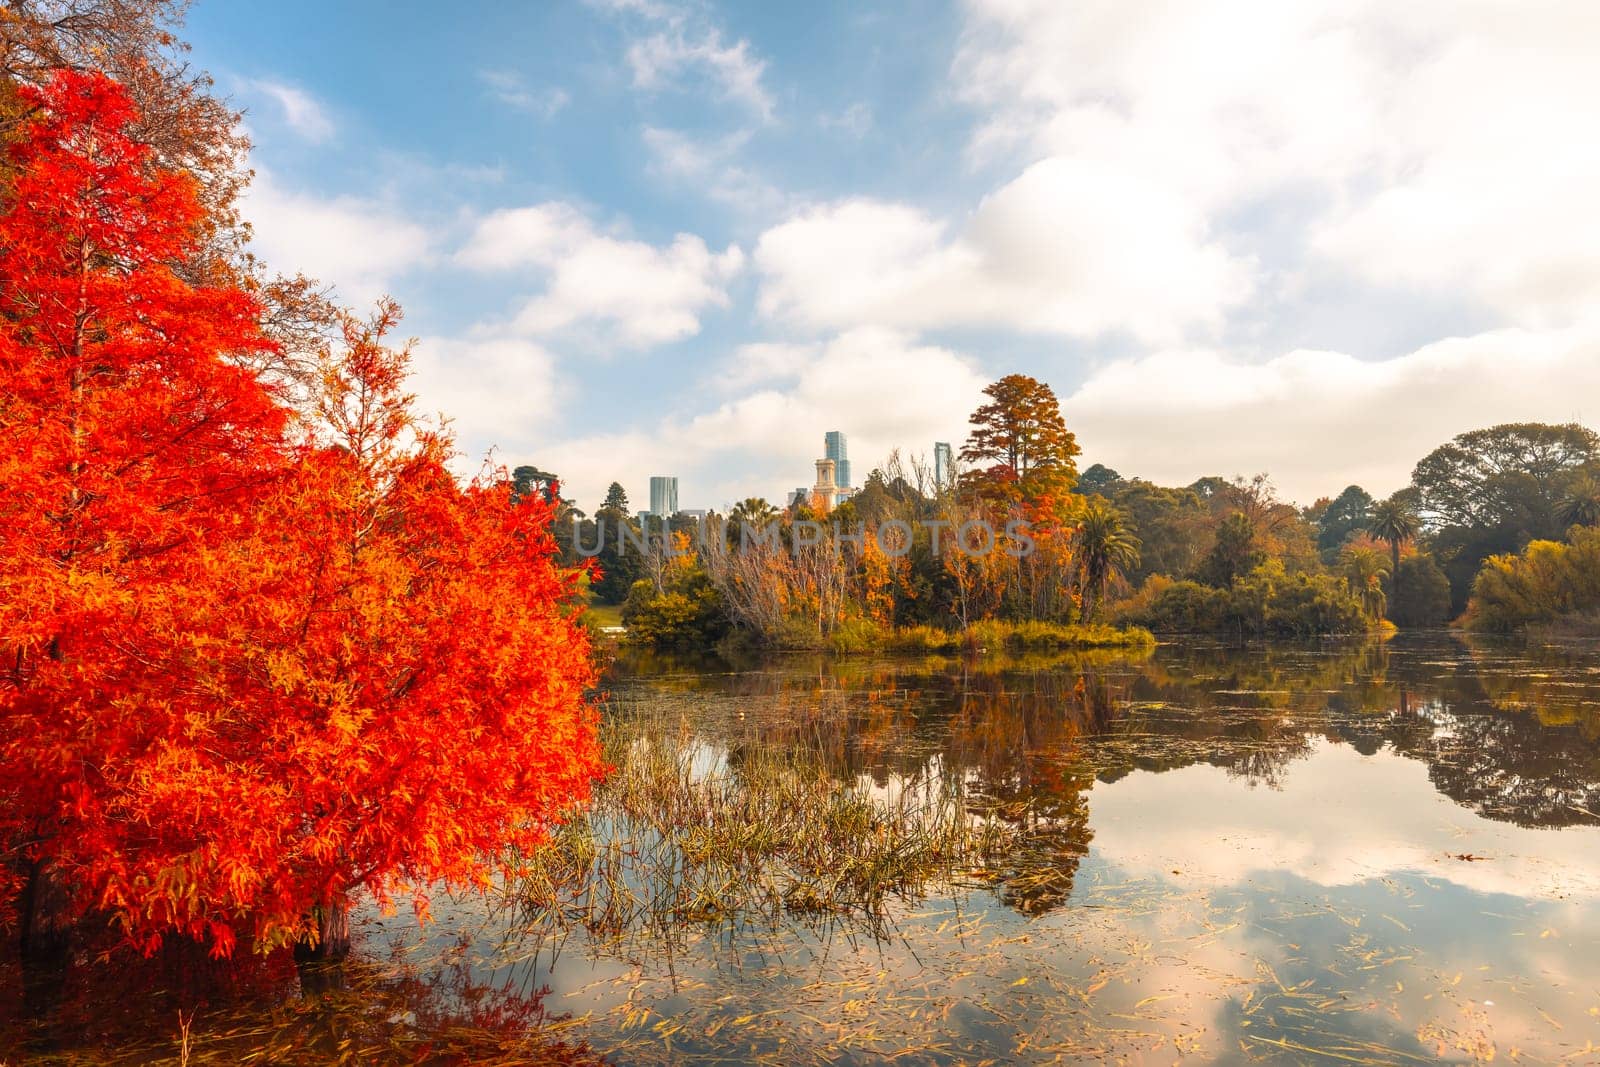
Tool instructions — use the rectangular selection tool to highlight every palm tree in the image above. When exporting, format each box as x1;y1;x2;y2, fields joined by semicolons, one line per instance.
1368;496;1420;585
1073;497;1141;622
728;497;779;544
1556;475;1600;529
1340;545;1390;622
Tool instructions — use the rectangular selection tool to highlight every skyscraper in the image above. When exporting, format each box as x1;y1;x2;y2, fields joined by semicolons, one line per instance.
934;441;953;489
824;430;851;490
648;476;678;517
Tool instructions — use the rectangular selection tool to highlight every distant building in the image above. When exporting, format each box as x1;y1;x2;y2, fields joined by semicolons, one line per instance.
648;476;678;517
788;487;810;508
934;441;953;489
813;458;838;511
824;431;851;490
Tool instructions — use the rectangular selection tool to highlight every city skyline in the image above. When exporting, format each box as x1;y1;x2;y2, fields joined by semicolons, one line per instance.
624;428;921;516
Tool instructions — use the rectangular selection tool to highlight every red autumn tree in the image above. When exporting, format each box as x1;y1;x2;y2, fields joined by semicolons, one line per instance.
0;70;286;960
149;303;605;959
1;72;602;962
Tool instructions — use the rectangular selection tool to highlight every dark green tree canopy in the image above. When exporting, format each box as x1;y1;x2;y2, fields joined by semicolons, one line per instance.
511;464;561;505
600;481;630;515
1187;476;1231;501
1387;555;1452;628
1412;422;1600;530
1110;480;1208;583
1078;463;1125;498
1195;512;1266;589
1316;485;1374;552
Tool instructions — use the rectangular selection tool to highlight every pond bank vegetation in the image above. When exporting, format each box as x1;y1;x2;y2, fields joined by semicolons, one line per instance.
514;696;1026;950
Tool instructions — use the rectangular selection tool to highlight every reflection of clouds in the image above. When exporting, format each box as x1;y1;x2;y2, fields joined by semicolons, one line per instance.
1086;740;1600;900
340;640;1600;1061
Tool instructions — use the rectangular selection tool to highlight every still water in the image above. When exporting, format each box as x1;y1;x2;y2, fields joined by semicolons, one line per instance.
8;633;1600;1063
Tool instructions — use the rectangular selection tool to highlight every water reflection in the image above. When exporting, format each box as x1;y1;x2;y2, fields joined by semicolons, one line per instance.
554;634;1600;1060
8;633;1600;1063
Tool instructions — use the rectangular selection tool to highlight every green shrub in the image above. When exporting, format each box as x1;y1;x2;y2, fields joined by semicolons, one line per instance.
1387;555;1453;628
621;571;731;649
1466;526;1600;632
1121;562;1368;636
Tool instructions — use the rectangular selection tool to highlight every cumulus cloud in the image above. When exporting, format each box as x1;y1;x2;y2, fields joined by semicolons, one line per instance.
456;203;744;347
955;0;1600;327
755;157;1253;343
1063;324;1600;504
533;329;988;511
704;340;816;394
408;336;563;449
241;168;433;306
245;78;335;142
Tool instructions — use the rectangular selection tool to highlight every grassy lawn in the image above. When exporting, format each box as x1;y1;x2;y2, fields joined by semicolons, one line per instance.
586;602;625;630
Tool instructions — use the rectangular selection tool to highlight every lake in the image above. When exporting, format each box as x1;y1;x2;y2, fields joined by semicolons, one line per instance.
7;632;1600;1063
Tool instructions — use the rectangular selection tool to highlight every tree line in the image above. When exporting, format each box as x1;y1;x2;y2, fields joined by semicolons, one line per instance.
559;401;1600;646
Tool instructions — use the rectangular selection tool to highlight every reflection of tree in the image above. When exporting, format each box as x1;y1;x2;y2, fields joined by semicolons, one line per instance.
1309;635;1600;827
943;668;1117;915
1356;638;1600;827
2;931;599;1064
610;632;1600;905
1405;706;1600;826
1088;642;1389;789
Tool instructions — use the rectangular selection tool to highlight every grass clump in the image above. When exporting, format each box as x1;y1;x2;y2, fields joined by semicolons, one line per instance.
880;619;1154;655
514;700;1015;948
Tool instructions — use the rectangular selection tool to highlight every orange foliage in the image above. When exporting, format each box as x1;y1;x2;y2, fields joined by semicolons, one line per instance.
0;73;602;958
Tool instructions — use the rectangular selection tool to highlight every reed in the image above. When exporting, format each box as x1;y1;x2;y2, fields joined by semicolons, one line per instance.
514;698;1018;948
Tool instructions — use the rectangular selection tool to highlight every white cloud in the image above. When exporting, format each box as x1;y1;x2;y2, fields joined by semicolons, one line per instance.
705;340;815;394
642;127;785;214
534;329;988;511
245;79;335;143
479;70;570;118
408;336;563;448
1062;323;1600;504
588;0;774;118
755;158;1253;343
955;0;1600;328
241;168;433;306
628;30;771;117
456;203;744;348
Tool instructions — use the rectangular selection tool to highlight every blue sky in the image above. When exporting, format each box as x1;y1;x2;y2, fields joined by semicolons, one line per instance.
185;1;1600;511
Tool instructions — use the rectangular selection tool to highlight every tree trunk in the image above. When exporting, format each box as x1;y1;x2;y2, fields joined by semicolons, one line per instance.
293;894;352;994
1391;540;1402;603
293;896;351;963
19;859;72;1017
